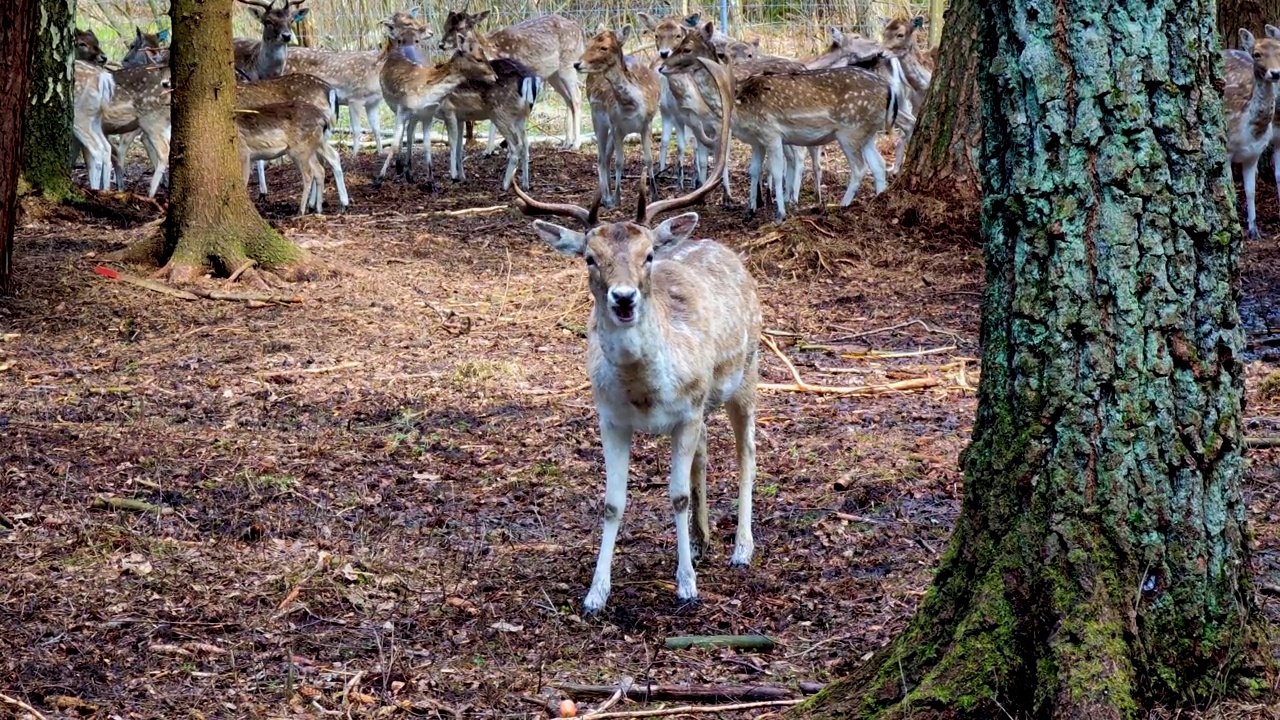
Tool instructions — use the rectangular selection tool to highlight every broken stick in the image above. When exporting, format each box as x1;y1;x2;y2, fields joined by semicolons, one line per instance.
567;699;803;719
556;680;789;703
664;635;777;652
90;496;173;515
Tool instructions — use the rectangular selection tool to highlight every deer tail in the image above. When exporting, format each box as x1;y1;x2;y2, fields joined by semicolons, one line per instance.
98;69;116;102
522;76;542;108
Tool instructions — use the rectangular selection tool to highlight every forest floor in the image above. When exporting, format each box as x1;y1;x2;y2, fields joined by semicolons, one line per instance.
2;139;1280;719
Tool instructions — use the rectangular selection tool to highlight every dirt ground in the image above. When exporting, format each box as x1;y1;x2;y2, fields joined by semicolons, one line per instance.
2;138;1279;719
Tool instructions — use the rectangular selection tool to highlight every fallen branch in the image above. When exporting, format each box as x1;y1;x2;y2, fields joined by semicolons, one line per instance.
188;287;303;303
582;677;633;718
664;635;777;652
258;361;362;378
91;496;173;515
94;266;302;303
1246;437;1280;448
840;345;957;360
95;266;199;300
440;204;508;217
0;693;46;720
227;260;257;283
557;681;789;702
759;377;940;396
565;699;804;719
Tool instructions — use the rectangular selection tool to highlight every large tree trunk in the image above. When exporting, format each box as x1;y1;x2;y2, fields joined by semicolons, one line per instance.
21;0;74;202
802;0;1269;717
124;0;304;283
1;0;38;295
896;0;980;198
1218;0;1280;48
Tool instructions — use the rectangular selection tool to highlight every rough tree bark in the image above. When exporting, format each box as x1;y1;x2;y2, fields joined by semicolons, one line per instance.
896;0;980;198
21;0;75;202
801;1;1269;718
1218;0;1280;48
121;0;306;283
2;0;38;295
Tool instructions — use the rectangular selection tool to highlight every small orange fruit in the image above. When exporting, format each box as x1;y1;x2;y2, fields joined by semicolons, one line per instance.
558;698;577;717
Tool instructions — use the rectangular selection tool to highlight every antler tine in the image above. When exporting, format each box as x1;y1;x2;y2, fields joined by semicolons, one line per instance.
635;181;648;224
236;0;275;10
288;0;309;8
642;56;734;225
511;182;600;230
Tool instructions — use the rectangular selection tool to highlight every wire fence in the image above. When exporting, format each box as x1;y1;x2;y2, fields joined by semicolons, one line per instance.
77;0;938;144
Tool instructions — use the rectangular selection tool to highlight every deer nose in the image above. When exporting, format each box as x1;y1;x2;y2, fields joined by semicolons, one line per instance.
659;49;671;58
609;288;637;307
574;62;583;71
1271;68;1280;81
281;32;292;42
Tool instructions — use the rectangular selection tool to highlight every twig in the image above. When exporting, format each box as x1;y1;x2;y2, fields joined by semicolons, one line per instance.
558;681;790;702
0;693;46;720
188;287;303;303
228;259;257;283
761;335;807;387
1246;436;1280;448
759;377;940;396
744;231;783;251
96;266;199;300
440;204;509;217
833;511;883;524
828;319;964;345
568;699;803;718
839;345;957;360
90;496;173;515
664;635;777;651
258;361;362;377
583;677;633;718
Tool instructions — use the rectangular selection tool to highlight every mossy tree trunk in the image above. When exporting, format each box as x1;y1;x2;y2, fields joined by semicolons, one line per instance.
801;1;1269;718
130;0;305;283
2;0;38;295
1219;0;1280;48
896;0;979;198
21;0;74;202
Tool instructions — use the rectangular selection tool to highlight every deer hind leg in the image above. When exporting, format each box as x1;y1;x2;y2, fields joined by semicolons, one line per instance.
768;138;788;222
374;110;406;187
366;101;384;153
347;101;364;154
318;138;349;211
669;419;703;603
725;370;758;568
640;121;657;199
548;69;581;150
745;144;764;219
809;146;824;207
496;116;521;191
689;418;711;563
256;160;268;201
1243;158;1261;240
584;421;633;615
595;122;614;207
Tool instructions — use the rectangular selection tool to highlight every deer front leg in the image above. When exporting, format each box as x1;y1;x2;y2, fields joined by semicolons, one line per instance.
725;394;757;567
689;418;711;563
585;421;632;615
669;420;701;603
1243;159;1261;240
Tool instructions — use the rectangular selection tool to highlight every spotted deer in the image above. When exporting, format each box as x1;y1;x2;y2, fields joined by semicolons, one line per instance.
375;29;499;188
638;12;714;190
441;57;542;190
74;29;108;65
232;0;309;82
1222;27;1280;239
101;64;172;197
236;72;337;200
439;9;586;151
578;26;662;208
234;101;350;215
122;27;170;67
284;47;386;153
511;59;755;615
73;60;115;190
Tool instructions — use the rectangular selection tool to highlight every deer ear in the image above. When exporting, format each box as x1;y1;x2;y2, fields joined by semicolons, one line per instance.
618;25;633;45
533;221;587;257
750;37;760;48
473;9;490;23
1241;28;1257;52
157;28;170;42
293;7;309;21
652;213;698;250
701;21;715;42
1267;24;1280;40
637;12;657;32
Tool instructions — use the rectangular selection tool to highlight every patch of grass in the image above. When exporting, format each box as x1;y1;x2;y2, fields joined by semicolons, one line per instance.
451;359;521;389
1259;370;1280;401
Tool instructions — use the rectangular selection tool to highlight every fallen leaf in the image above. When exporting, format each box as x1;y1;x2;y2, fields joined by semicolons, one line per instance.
490;621;524;633
120;552;152;576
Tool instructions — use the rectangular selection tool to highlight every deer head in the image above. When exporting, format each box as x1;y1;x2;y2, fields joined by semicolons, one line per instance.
74;28;107;65
882;16;922;55
122;27;170;67
511;57;733;327
439;9;492;50
576;26;632;74
237;0;309;46
657;21;719;74
1242;26;1280;83
637;12;688;60
725;37;760;62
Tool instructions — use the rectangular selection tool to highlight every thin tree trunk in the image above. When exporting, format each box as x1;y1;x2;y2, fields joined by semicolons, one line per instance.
853;0;879;38
1218;0;1280;48
801;0;1269;717
896;0;980;198
21;0;74;202
124;0;306;283
1;0;38;295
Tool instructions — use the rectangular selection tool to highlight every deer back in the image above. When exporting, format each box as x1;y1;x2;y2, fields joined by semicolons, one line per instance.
285;48;383;101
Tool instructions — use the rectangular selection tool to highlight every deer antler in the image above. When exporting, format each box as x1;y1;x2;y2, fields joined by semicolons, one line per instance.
512;183;603;229
236;0;275;10
639;56;734;225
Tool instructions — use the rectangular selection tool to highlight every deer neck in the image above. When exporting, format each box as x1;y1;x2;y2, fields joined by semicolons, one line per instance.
257;39;289;78
598;56;645;110
689;61;725;117
415;66;467;107
1246;73;1279;138
593;295;668;370
898;50;931;92
398;43;425;65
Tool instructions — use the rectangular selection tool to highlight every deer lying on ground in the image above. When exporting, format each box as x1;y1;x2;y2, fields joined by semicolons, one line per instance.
74;29;108;64
73;60;115;191
578;25;662;208
236;72;338;200
234;101;350;215
232;0;309;81
100;64;172;197
376;28;499;188
512;58;757;615
1222;27;1280;239
441;57;542;191
121;28;170;68
439;8;586;151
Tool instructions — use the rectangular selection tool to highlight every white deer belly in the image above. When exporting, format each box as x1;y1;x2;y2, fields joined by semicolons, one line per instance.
593;372;700;435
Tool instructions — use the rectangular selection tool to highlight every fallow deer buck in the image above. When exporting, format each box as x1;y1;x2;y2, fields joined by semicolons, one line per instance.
232;0;309;82
375;29;499;189
511;59;755;614
578;26;662;208
234;101;350;216
74;29;108;65
440;57;542;190
1222;27;1280;239
73;60;115;191
121;28;170;68
439;8;586;151
100;64;172;197
236;72;338;200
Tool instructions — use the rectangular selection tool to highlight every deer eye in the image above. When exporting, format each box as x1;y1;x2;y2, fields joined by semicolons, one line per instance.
585;256;597;267
645;253;654;265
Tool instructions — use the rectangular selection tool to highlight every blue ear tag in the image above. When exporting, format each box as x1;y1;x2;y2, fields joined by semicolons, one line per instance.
158;28;170;42
912;16;923;29
293;9;308;22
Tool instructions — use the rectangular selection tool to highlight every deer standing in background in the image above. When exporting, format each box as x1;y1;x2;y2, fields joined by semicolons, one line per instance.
880;17;931;172
285;45;388;154
236;72;337;200
101;64;172;197
232;0;309;82
122;28;170;68
441;57;542;191
73;60;115;191
74;29;107;65
512;59;758;615
1222;27;1280;239
234;101;350;216
439;8;585;151
638;12;712;190
578;26;661;208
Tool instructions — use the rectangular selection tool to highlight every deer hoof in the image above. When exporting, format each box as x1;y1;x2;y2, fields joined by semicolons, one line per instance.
1247;225;1262;240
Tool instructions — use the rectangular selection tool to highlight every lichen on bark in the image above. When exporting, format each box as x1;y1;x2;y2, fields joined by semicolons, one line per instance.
799;1;1270;717
21;0;75;202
